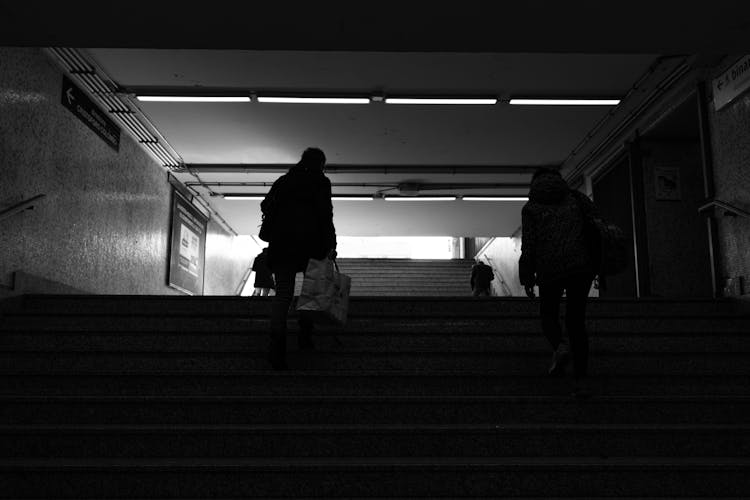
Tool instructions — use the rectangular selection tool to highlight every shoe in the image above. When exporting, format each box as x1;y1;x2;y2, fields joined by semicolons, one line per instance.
548;343;571;377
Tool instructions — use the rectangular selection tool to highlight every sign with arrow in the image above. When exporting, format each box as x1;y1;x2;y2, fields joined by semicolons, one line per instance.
61;75;120;151
713;55;750;111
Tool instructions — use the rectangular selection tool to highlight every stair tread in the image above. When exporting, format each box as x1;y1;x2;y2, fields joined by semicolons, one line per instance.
4;394;748;401
3;456;750;468
4;423;750;431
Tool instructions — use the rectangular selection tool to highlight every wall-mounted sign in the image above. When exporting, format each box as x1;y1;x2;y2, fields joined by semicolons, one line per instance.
168;191;208;295
61;76;121;151
654;166;682;201
712;55;750;111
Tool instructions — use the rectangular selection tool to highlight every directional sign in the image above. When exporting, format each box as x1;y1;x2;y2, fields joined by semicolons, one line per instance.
61;75;120;151
713;55;750;111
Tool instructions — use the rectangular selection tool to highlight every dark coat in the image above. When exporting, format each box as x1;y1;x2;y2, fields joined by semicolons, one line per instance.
470;262;494;289
263;165;337;273
251;250;275;288
519;174;597;287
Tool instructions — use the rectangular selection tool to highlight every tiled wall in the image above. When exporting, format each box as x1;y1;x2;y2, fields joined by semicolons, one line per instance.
0;47;251;295
708;60;750;295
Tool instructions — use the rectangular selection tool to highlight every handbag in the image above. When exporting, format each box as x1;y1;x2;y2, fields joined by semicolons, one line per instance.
296;257;351;325
576;193;628;277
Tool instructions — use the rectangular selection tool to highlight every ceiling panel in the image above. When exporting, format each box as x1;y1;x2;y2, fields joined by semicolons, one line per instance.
206;197;526;237
80;49;660;236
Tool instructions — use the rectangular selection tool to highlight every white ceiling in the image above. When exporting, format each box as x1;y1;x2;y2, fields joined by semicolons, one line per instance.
82;49;658;236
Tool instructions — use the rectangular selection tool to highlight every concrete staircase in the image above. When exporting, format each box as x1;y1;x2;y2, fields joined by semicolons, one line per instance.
1;294;749;498
294;258;476;296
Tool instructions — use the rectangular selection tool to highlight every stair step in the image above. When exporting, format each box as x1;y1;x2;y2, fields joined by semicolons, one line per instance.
1;373;747;397
1;351;748;374
3;395;749;425
8;295;745;316
3;315;748;333
1;457;749;497
3;331;749;352
3;424;748;458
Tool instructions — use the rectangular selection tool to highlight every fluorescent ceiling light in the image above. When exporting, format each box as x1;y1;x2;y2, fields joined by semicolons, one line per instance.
137;96;251;102
223;195;265;200
385;196;458;201
332;197;374;201
385;98;497;105
462;196;529;201
509;98;620;106
257;96;370;104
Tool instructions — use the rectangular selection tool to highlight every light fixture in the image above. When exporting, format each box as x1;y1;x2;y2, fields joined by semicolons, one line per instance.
509;98;620;106
462;196;529;201
384;196;458;201
332;196;375;201
257;96;370;104
136;96;251;102
385;98;497;105
222;194;265;200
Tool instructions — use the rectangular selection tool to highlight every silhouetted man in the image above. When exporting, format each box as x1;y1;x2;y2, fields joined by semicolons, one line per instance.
470;259;494;296
261;147;337;370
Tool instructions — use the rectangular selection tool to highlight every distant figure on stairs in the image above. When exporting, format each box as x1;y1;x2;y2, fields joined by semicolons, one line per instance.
519;167;599;396
470;259;494;296
261;147;338;370
251;247;275;297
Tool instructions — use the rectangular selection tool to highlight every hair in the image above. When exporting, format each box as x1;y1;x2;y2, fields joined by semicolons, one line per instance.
299;147;326;172
531;167;562;182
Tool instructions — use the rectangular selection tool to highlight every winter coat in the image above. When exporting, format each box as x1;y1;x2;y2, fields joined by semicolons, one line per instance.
263;164;337;273
251;250;275;289
519;174;597;287
470;262;494;289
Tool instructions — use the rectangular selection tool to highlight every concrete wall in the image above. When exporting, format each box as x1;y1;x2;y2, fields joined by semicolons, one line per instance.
591;156;638;297
0;47;251;295
640;141;713;297
475;237;524;297
204;228;258;295
707;60;750;296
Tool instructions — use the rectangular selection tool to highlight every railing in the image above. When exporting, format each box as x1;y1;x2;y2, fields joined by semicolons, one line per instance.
235;264;254;296
698;199;750;219
480;256;514;297
0;194;46;223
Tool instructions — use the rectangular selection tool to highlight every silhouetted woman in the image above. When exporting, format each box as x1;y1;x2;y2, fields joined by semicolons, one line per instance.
263;147;337;370
519;167;598;395
251;247;275;296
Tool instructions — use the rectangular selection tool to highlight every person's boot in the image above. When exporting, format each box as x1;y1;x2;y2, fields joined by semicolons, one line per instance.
548;341;571;376
267;332;288;370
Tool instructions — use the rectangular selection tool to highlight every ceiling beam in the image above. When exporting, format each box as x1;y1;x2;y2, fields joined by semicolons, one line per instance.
179;164;552;175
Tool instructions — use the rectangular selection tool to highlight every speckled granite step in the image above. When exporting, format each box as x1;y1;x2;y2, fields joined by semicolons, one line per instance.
1;457;749;497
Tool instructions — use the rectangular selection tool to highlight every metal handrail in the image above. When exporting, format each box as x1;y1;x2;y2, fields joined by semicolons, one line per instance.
0;194;46;222
698;199;750;219
480;256;514;297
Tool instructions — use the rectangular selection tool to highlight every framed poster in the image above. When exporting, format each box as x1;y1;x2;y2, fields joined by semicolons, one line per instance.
168;190;208;295
654;166;682;201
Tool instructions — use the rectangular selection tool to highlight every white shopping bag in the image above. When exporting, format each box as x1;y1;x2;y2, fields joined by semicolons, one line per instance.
296;257;351;325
